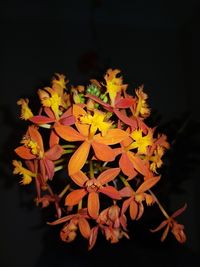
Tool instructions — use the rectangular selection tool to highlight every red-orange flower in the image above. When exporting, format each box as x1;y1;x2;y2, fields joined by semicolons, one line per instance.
55;104;128;175
15;126;63;182
65;168;121;219
120;176;160;220
48;208;91;242
150;204;187;243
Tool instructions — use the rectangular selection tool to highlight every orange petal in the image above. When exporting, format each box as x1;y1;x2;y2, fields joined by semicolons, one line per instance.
119;186;133;197
73;104;89;136
92;141;115;162
65;189;87;206
150;220;168;233
28;126;44;152
119;153;137;179
78;217;91;239
49;129;60;147
99;186;121;200
88;192;99;219
121;197;133;214
97;168;120;185
93;129;129;145
47;214;75;225
161;224;170;242
88;226;99;250
54;125;85;141
45;144;64;160
30;115;55;124
70;171;89;186
15;146;36;160
136;176;160;194
171;203;187;219
68;141;91;175
129;200;138;220
136;202;144;220
127;151;150;177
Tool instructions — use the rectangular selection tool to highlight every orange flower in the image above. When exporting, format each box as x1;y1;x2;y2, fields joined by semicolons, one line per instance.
104;69;127;106
115;131;153;180
48;208;91;242
150;204;187;243
14;126;63;182
30;107;75;146
120;176;160;220
55;104;128;175
65;168;121;219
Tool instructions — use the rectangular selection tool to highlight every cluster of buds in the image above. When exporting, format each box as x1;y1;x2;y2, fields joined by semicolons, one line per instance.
13;69;187;249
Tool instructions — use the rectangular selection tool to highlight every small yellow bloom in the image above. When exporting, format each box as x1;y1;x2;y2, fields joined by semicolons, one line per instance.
80;110;112;136
130;129;153;154
21;138;43;158
38;88;61;119
150;146;164;173
52;73;67;91
12;160;36;185
17;98;33;120
135;86;150;118
104;69;127;106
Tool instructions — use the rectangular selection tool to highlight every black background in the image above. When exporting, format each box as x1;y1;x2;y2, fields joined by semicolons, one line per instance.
1;1;200;266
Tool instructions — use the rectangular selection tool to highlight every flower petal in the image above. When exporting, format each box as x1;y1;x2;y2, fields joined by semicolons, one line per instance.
55;125;85;141
171;203;187;219
70;171;89;186
78;217;91;239
136;176;160;194
129;200;138;220
47;214;75;225
65;189;87;206
115;97;136;108
119;186;133;197
28;126;44;152
88;226;99;250
93;129;129;145
127;151;150;177
97;168;120;185
49;130;60;147
121;197;133;214
114;109;137;130
43;158;54;180
99;186;121;200
45;144;64;160
15;146;36;160
68;141;91;175
30;115;55;124
92;141;115;162
88;192;99;219
119;153;137;180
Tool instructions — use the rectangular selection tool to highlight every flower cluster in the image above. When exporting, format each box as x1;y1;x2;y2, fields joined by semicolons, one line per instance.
13;69;186;249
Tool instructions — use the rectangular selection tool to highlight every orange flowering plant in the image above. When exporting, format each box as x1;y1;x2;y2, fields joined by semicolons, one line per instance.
13;69;187;249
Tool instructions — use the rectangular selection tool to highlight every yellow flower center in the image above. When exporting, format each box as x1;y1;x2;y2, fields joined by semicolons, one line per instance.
85;179;102;192
80;110;111;137
12;160;36;185
22;139;43;158
129;129;152;154
17;98;33;120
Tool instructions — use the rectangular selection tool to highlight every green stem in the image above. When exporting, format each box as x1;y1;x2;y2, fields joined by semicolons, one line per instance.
119;175;134;190
63;149;74;154
55;165;64;172
58;184;70;198
148;189;169;219
61;144;76;149
39;124;51;129
89;160;94;179
78;199;82;210
54;158;66;165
